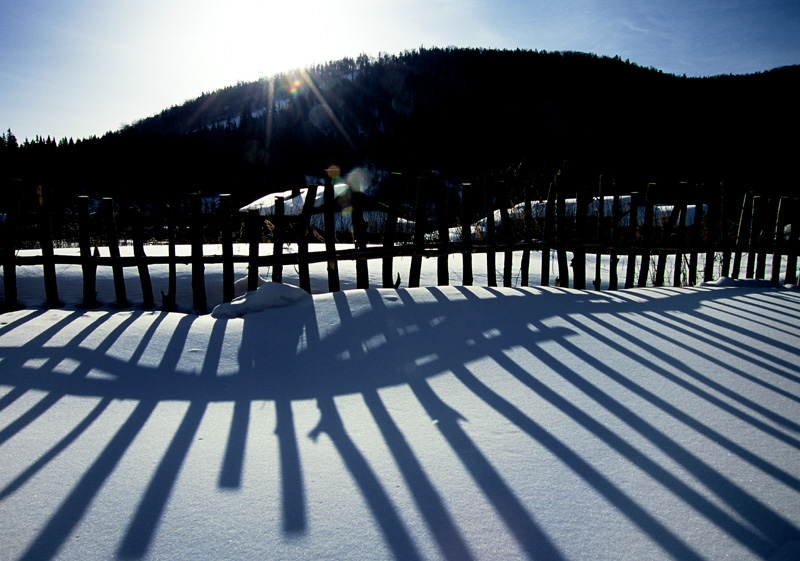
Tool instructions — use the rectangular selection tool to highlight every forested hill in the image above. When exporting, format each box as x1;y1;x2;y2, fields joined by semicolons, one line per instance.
2;47;799;207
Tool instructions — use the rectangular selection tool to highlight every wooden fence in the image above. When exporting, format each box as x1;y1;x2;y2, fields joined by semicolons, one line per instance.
1;173;798;314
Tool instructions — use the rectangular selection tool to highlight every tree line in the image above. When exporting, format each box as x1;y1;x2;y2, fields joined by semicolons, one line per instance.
2;47;798;220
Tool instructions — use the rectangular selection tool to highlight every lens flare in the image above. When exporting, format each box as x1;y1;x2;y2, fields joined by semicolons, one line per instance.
345;167;370;193
288;78;302;94
310;104;332;129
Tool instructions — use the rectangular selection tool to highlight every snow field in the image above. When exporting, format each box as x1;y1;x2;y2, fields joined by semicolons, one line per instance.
0;244;799;560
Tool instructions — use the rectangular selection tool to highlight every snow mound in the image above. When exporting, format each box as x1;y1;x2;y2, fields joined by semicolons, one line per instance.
700;276;783;288
233;274;267;297
211;282;309;318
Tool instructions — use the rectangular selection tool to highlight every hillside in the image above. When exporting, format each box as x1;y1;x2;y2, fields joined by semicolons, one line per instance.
2;47;799;209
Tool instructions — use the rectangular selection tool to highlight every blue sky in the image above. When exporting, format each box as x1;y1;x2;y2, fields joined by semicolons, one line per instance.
2;0;798;143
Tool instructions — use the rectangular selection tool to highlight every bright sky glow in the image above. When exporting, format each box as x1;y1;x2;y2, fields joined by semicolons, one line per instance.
1;0;798;142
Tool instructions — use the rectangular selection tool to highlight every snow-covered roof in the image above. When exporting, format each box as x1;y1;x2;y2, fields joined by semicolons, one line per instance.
239;184;350;216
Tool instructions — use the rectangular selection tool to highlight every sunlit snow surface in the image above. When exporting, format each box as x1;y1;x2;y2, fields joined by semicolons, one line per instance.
1;247;799;561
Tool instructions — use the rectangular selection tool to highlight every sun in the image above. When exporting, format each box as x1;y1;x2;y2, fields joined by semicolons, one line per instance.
194;0;370;85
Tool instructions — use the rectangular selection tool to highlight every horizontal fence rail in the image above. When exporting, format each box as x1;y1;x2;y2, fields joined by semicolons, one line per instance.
1;174;798;314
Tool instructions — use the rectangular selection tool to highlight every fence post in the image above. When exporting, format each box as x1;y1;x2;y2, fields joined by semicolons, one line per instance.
756;197;775;280
654;202;671;287
784;198;799;286
220;194;235;302
770;197;788;283
37;187;61;308
520;181;532;287
246;209;261;292
272;196;284;284
1;189;19;311
381;179;398;289
77;196;98;309
353;194;369;289
625;192;639;289
572;177;588;290
498;181;513;287
131;206;155;309
746;196;762;279
673;194;688;287
762;197;780;280
593;176;605;290
555;178;569;288
637;184;654;287
485;176;497;287
162;204;177;311
436;179;450;286
352;189;370;290
408;176;426;288
609;192;620;290
323;175;341;292
298;184;318;293
542;182;555;286
718;185;732;278
704;186;722;283
103;197;129;308
731;192;750;279
783;198;800;285
190;194;207;314
460;182;474;287
687;195;704;286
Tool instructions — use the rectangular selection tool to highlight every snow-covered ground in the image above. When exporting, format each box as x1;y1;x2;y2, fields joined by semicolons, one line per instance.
1;246;800;560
